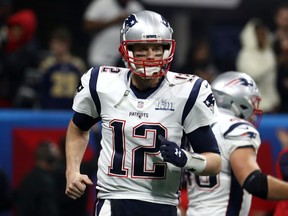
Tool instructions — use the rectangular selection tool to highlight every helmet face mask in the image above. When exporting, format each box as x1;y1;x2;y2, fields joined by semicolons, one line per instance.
249;95;262;127
211;71;263;127
119;10;176;78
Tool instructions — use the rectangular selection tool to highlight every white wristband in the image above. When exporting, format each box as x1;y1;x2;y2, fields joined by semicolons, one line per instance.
183;150;207;175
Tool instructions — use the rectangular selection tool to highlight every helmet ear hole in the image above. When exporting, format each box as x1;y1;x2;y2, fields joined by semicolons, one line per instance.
240;105;248;110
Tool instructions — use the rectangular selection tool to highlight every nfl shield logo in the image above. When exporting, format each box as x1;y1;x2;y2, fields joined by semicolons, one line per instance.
137;101;144;108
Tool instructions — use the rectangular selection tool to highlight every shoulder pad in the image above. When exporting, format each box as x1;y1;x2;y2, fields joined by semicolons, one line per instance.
166;72;199;86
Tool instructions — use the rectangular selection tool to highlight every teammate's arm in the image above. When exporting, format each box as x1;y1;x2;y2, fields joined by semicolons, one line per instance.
65;118;93;200
231;147;288;200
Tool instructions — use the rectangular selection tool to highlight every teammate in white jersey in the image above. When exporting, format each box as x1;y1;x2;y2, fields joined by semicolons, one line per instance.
185;72;288;216
65;10;221;216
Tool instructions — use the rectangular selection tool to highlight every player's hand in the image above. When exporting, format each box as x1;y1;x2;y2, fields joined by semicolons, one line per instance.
158;135;187;167
65;172;93;200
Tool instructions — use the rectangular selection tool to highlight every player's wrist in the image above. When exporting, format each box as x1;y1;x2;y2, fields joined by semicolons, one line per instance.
182;150;207;174
177;149;187;167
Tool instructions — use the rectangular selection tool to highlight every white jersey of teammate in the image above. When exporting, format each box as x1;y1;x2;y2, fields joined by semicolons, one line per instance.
186;108;261;216
73;66;218;206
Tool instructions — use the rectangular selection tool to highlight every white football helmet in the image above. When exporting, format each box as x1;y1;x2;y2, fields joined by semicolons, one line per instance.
119;10;176;78
211;71;263;127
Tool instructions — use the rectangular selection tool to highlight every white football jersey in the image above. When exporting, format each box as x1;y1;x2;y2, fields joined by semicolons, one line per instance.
186;108;261;215
73;66;218;206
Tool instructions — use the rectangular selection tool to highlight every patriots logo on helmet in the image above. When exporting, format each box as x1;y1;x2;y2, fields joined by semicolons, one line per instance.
124;14;138;34
225;78;253;88
203;93;215;113
161;16;169;27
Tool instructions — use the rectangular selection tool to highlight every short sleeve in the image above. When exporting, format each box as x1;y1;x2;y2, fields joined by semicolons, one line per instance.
183;80;218;133
72;68;99;118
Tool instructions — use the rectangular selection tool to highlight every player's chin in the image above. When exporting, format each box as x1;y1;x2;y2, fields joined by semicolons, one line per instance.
135;66;163;79
140;73;160;80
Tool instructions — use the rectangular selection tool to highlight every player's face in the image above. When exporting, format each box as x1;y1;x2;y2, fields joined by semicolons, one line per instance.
130;43;164;89
132;43;164;69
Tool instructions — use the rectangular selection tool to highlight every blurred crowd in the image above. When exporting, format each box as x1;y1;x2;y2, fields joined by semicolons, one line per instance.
0;8;86;109
0;0;287;114
0;136;98;216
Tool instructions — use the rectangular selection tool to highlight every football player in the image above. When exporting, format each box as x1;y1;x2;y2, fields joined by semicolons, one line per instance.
65;10;221;216
186;72;288;216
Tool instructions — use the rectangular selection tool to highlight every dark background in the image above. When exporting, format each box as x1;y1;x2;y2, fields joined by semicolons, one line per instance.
11;0;284;70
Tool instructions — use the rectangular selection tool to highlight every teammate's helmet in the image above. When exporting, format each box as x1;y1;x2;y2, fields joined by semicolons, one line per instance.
119;10;176;78
211;71;263;127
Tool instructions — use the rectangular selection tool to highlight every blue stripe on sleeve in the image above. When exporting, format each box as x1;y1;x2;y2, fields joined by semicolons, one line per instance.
89;67;101;115
181;78;203;125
